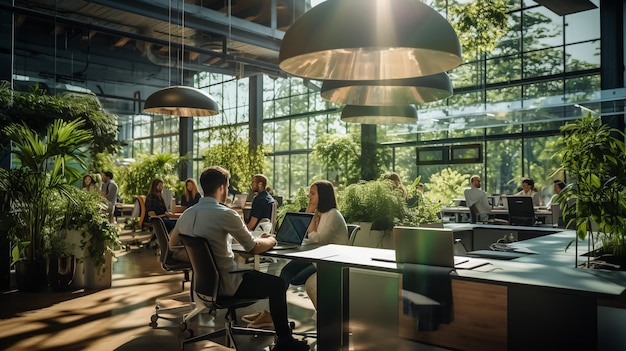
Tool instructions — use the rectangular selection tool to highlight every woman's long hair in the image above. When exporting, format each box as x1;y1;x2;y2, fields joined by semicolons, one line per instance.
313;180;337;213
148;178;163;196
184;178;200;202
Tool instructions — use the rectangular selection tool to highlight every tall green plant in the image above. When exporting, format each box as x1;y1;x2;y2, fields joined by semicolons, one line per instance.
555;114;626;256
312;134;361;186
0;119;92;262
201;125;265;192
339;179;408;231
116;153;180;202
424;168;469;206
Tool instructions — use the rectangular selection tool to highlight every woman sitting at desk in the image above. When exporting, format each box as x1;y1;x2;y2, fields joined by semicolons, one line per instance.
241;180;347;327
515;177;542;207
145;178;177;232
181;178;201;209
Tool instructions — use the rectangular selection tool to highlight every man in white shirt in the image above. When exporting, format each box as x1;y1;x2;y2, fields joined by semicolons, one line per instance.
464;175;491;223
169;166;309;351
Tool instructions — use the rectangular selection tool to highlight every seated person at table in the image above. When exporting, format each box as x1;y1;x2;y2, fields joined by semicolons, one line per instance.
242;180;348;328
543;179;566;208
168;166;309;351
181;178;201;209
145;178;177;232
246;174;275;230
464;175;491;223
515;177;541;206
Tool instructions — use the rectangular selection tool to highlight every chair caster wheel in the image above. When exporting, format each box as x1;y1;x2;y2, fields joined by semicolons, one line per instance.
183;328;193;339
179;322;187;332
289;321;296;330
150;314;158;328
149;321;157;328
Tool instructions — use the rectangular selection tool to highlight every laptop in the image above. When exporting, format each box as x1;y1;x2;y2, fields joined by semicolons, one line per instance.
272;212;314;250
230;194;247;209
390;226;469;267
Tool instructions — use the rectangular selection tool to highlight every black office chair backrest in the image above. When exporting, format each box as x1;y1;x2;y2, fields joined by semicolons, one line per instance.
507;196;535;226
150;217;171;265
468;203;479;224
178;234;219;301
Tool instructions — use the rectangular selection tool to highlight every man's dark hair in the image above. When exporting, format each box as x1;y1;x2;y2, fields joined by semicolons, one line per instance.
313;180;337;213
554;180;566;190
522;177;534;187
200;166;230;196
104;171;114;179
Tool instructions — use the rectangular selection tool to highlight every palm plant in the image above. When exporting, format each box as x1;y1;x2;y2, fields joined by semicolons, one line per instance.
0;119;92;263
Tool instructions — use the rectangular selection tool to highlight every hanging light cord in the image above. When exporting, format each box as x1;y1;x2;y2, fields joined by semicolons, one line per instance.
180;0;185;86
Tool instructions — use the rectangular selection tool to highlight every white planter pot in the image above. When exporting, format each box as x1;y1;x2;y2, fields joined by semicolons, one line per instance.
66;229;86;289
84;252;112;289
351;222;394;249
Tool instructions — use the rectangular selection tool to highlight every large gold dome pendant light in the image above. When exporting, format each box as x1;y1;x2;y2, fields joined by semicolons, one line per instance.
144;0;220;116
279;0;462;81
341;105;418;124
320;72;453;105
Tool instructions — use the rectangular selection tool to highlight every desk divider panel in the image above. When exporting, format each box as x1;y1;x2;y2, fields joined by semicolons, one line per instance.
399;279;508;351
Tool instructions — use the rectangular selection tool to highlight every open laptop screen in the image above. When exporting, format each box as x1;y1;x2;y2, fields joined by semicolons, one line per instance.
393;226;463;267
275;212;313;245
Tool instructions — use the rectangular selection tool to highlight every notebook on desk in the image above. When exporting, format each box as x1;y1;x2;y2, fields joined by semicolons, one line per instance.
271;212;313;250
371;227;468;267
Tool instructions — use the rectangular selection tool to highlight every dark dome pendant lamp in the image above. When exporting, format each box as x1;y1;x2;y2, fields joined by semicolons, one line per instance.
144;0;220;117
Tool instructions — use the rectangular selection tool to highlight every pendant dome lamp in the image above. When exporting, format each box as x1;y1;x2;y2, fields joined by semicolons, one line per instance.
341;105;418;124
320;72;453;106
279;0;462;81
144;0;220;117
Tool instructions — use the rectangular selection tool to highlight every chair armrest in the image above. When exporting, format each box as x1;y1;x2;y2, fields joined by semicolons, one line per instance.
171;245;185;250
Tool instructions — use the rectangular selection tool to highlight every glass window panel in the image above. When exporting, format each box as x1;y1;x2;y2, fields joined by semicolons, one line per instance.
490;12;522;57
237;78;250;107
523;80;564;100
523;47;564;78
274;78;291;99
274;97;291;117
565;8;600;44
565;41;600;72
487;54;522;83
263;76;276;101
221;108;238;125
485;138;522;195
273;120;291;152
273;155;289;197
290;154;310;195
523;7;563;51
263;122;276;150
290;93;309;114
291;118;309;150
449;61;479;88
263;100;275;120
565;75;600;97
487;86;522;103
222;80;237;110
523;135;561;204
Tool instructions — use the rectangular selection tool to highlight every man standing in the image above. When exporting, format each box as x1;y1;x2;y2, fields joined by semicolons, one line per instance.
169;166;309;351
464;175;491;223
246;174;275;230
101;171;118;223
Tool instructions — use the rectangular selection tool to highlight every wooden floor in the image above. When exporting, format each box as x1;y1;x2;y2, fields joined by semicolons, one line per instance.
0;242;450;351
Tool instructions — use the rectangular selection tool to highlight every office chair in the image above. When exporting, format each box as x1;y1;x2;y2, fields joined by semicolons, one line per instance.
507;196;537;226
346;224;360;246
346;224;361;246
469;204;508;225
178;234;276;350
149;217;193;329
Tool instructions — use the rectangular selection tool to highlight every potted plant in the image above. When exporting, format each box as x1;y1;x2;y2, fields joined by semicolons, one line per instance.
555;114;626;269
0;119;92;291
338;179;410;248
61;188;121;289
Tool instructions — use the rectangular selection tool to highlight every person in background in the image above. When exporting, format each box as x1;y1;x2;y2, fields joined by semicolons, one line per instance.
145;178;177;232
82;174;99;192
464;175;491;223
181;178;201;209
543;180;566;208
100;171;118;223
246;174;275;231
168;166;309;351
243;180;347;327
383;171;408;200
515;177;541;206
